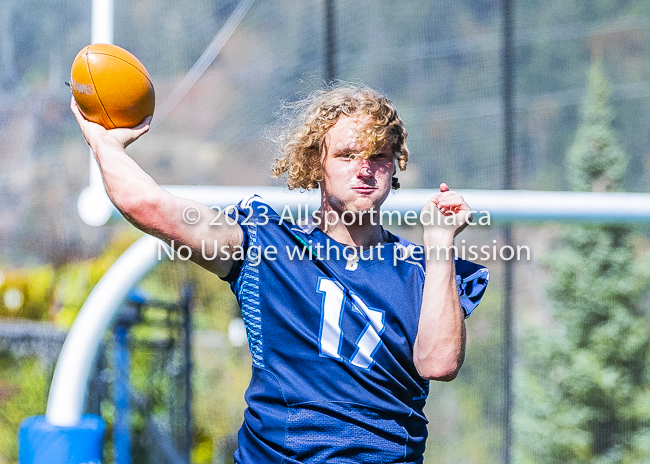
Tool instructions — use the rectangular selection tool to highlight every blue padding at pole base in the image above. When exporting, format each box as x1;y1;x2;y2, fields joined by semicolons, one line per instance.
18;414;105;464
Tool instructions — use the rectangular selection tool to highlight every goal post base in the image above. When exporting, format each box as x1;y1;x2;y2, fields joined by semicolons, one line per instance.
18;414;105;464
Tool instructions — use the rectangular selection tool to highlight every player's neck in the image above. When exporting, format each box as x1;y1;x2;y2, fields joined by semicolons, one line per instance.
317;208;385;247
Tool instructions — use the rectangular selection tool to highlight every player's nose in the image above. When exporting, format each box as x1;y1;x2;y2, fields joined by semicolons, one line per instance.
356;158;373;178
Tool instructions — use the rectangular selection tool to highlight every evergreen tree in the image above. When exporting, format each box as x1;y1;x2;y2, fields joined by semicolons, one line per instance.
515;61;650;463
565;61;627;193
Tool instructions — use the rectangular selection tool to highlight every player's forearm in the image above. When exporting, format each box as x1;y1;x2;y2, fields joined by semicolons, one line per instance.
92;139;207;244
91;136;168;227
92;137;243;277
414;232;466;381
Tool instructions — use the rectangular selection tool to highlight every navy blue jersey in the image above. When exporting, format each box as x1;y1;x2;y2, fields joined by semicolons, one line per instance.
223;196;489;463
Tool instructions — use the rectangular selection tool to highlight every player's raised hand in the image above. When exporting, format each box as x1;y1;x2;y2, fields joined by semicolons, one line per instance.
70;97;150;151
421;183;473;240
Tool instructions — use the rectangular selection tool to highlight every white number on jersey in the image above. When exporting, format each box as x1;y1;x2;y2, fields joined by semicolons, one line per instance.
316;278;385;370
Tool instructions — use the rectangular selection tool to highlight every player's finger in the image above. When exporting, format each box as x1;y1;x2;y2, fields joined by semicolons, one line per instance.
133;115;152;130
118;117;151;147
438;193;466;215
437;192;460;205
438;193;463;206
70;96;85;123
134;123;150;138
439;182;450;193
440;204;463;215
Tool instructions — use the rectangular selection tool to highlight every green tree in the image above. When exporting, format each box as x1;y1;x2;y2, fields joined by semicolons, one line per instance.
515;61;650;463
0;356;48;464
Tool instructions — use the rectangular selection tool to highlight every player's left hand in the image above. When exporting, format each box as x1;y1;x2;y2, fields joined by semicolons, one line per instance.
421;183;472;240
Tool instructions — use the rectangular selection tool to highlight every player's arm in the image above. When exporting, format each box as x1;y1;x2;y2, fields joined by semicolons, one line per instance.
71;97;242;278
413;183;471;381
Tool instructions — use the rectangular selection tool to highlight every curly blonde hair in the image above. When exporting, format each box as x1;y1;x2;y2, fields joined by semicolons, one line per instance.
269;84;409;190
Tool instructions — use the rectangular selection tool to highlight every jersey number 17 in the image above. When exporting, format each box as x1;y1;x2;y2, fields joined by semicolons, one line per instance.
317;278;386;371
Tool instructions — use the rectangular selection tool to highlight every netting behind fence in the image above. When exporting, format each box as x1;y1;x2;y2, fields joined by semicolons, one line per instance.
3;1;650;463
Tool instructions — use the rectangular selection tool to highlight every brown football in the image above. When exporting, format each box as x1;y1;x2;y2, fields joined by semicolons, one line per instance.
70;44;155;129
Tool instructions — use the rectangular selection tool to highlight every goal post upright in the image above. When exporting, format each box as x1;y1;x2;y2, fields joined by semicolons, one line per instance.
86;0;113;209
18;2;114;463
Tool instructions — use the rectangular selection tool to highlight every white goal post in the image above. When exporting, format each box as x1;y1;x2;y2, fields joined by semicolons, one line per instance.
46;184;650;426
46;0;650;434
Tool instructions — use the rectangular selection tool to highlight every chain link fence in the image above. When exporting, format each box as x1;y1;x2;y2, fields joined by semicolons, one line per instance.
2;1;650;463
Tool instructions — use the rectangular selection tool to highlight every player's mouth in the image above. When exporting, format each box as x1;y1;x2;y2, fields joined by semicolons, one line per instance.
352;186;376;193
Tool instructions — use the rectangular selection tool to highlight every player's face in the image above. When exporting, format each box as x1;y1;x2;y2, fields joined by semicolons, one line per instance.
320;114;395;214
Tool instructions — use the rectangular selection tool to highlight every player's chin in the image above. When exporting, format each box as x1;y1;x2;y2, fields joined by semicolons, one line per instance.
352;197;378;213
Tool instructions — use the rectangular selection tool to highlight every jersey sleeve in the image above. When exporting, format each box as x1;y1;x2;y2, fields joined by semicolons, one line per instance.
454;258;489;318
219;195;267;283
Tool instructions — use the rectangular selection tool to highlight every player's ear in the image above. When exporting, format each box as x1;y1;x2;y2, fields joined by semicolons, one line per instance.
391;159;400;189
